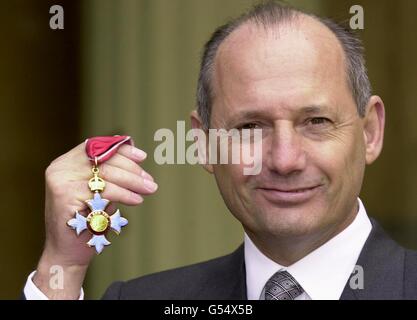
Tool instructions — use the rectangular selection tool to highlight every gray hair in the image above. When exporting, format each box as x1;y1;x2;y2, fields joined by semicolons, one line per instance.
196;1;372;129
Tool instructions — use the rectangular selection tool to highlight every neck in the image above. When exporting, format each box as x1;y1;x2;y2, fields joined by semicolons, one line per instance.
246;203;359;266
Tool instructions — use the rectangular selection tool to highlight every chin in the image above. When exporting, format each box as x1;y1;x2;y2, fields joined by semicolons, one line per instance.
251;202;330;239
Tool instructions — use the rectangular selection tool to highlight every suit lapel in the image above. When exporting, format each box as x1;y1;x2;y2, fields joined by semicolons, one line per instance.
224;245;247;299
230;219;406;300
200;244;247;299
340;219;405;300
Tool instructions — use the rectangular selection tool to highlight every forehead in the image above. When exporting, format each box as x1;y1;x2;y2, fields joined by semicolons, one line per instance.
212;17;351;117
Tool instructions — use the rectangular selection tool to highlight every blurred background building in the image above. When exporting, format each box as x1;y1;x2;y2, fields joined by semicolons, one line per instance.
1;0;416;299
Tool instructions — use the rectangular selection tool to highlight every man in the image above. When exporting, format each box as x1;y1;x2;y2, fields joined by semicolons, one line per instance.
23;1;417;300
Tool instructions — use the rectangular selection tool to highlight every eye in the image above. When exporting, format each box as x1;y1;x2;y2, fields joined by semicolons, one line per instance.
237;123;260;130
308;117;332;126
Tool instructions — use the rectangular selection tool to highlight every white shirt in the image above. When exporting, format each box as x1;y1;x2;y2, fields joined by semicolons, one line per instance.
25;198;371;300
24;270;84;300
245;198;372;300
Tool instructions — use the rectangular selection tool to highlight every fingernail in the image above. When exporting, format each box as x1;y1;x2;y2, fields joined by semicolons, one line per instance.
141;170;154;181
132;193;144;203
132;148;147;160
143;179;158;192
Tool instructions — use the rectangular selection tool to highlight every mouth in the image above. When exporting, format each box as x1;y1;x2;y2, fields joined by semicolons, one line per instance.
256;185;323;205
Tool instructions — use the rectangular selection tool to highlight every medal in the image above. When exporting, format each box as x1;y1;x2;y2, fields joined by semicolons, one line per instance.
67;136;132;254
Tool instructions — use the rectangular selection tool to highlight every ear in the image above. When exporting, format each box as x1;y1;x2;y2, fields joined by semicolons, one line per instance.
190;110;214;174
363;96;385;165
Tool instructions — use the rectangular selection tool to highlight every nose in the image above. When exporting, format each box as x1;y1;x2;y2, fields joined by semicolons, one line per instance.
266;121;307;176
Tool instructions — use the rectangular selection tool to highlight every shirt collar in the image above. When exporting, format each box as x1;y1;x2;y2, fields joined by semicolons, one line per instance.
244;198;372;300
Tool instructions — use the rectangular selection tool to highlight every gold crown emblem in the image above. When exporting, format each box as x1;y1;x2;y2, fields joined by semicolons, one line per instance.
88;175;106;192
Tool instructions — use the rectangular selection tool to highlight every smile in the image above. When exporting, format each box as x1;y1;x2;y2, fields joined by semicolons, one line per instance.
256;185;323;205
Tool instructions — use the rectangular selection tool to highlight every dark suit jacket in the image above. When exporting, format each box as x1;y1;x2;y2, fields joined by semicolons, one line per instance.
101;219;417;300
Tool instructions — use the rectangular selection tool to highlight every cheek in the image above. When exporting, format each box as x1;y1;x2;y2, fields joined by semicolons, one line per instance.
307;132;366;191
339;128;367;177
214;164;244;191
213;163;252;205
344;135;367;190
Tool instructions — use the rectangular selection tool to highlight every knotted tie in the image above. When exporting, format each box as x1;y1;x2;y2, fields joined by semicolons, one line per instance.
264;270;304;300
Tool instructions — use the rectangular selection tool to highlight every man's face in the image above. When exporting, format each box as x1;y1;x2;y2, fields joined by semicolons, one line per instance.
209;19;369;247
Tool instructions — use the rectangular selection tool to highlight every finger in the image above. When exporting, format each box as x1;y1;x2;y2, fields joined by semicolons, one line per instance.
105;153;154;181
117;144;148;164
71;180;142;210
102;181;144;206
100;163;158;194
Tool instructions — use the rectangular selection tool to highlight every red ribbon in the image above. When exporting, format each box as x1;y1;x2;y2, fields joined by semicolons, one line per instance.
85;136;133;165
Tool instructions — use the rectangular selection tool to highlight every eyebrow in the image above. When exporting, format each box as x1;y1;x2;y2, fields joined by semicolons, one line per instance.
300;105;334;116
229;104;333;122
